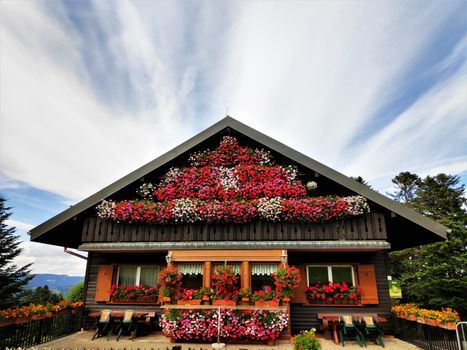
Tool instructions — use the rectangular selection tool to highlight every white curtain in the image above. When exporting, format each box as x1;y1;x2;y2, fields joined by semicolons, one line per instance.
178;263;204;275
251;264;278;276
140;266;160;286
118;266;137;286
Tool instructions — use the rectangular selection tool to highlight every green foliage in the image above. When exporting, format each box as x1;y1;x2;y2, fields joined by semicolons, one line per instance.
388;171;420;203
389;173;467;319
293;329;321;350
19;285;63;306
0;195;33;309
67;281;84;302
351;176;372;188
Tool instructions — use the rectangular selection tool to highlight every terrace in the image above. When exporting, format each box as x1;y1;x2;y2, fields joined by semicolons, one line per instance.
31;330;419;350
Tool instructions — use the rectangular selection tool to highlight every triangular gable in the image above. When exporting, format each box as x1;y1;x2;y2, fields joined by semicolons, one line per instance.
30;116;447;247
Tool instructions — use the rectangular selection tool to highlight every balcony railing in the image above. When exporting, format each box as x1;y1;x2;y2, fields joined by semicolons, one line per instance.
0;309;83;348
394;317;458;350
82;213;387;243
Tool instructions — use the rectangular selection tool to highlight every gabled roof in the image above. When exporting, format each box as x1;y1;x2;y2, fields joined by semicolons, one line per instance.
30;116;447;248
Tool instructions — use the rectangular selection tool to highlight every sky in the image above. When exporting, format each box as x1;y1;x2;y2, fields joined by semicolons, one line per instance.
0;0;466;277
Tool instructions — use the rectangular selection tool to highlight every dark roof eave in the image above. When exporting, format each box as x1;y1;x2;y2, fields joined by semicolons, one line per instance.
30;116;448;242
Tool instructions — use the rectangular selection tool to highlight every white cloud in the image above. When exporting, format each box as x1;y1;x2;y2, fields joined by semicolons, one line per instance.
5;219;34;233
15;241;87;276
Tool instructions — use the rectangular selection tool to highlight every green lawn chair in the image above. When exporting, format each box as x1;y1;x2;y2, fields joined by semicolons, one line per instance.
116;310;136;341
91;309;112;340
338;314;364;347
360;315;384;347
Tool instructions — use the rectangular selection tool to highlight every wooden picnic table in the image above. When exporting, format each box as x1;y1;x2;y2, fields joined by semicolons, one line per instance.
317;313;387;344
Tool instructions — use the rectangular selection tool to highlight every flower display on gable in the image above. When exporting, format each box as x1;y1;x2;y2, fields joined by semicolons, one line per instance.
97;136;370;224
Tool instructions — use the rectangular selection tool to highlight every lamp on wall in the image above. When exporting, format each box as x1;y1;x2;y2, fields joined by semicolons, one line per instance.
281;250;287;265
165;252;172;265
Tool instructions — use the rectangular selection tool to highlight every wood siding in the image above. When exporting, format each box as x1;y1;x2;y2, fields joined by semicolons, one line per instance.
82;213;387;243
288;251;393;333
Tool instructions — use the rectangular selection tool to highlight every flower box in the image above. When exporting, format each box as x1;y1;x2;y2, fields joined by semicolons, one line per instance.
406;315;417;321
424;319;439;327
112;295;158;304
240;297;250;305
255;300;279;307
177;300;201;305
213;300;236;306
439;322;457;330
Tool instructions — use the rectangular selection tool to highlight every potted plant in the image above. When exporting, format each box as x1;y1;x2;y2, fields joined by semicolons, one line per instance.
177;288;202;305
273;265;301;302
292;328;321;350
438;308;460;330
239;288;252;305
212;263;239;305
157;265;182;303
252;287;279;307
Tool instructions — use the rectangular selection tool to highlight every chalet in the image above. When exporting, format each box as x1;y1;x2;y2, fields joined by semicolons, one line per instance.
30;117;447;339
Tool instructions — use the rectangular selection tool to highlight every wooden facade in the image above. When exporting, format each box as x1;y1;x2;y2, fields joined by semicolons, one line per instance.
30;117;447;338
82;213;387;243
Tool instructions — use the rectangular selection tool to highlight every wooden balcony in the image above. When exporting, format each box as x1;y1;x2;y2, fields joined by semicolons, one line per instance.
81;212;387;243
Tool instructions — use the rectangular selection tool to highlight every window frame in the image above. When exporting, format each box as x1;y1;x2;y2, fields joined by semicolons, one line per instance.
306;264;356;286
116;265;160;286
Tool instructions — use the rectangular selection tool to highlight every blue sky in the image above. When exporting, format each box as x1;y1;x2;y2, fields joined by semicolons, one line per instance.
0;0;466;276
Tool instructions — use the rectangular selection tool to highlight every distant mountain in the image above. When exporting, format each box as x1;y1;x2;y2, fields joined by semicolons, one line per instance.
28;274;84;294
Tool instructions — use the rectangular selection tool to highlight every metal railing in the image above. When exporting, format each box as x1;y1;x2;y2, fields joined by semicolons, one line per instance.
0;309;83;349
457;322;467;350
394;317;458;350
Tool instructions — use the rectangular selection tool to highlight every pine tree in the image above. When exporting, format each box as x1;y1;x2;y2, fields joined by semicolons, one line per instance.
388;171;420;203
0;195;33;308
389;174;467;318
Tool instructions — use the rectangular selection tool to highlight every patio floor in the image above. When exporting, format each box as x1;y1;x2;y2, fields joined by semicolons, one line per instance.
27;331;420;350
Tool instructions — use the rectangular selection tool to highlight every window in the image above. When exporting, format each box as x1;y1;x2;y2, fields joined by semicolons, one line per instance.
251;263;278;292
307;265;355;286
117;266;160;287
178;263;204;290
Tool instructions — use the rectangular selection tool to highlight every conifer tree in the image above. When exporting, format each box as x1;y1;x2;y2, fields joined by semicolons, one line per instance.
389;174;467;318
0;195;33;308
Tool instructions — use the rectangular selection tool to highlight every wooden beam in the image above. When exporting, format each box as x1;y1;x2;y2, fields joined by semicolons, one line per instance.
171;249;283;262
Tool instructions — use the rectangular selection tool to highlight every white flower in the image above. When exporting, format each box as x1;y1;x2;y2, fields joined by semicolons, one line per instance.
217;166;239;192
172;198;200;223
306;181;318;191
343;195;370;215
164;167;181;183
136;183;155;199
257;197;282;221
96;200;116;219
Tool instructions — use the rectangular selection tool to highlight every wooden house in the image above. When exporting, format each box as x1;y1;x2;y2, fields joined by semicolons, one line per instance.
30;117;447;336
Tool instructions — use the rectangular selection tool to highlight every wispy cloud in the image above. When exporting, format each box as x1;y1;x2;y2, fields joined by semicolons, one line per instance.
5;219;34;233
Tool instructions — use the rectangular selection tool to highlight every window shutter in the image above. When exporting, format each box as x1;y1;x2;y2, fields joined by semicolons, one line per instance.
291;265;308;303
357;264;379;304
95;265;114;302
